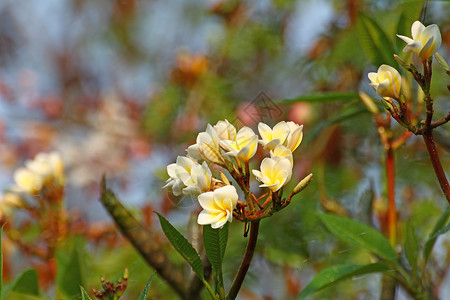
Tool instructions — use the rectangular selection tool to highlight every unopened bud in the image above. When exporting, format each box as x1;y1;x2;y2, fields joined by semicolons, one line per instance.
292;173;313;195
359;92;379;114
393;54;410;71
435;52;450;73
199;143;225;165
219;171;230;185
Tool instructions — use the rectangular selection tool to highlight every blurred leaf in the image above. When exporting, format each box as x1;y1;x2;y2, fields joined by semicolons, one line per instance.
299;263;390;299
357;12;397;67
319;213;399;264
404;223;418;277
279;92;359;105
137;272;156;300
155;212;204;280
80;286;93;300
10;269;39;296
424;205;450;264
58;245;83;298
307;106;369;142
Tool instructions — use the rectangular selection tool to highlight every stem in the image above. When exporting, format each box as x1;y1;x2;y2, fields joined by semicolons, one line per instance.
386;147;397;246
422;131;450;203
227;221;260;300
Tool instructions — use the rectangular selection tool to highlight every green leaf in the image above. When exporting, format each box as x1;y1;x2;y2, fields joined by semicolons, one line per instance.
357;12;397;67
203;223;228;271
10;269;39;296
80;286;93;300
278;92;359;105
137;272;156;300
203;224;228;296
424;206;450;263
299;263;390;299
57;245;84;298
155;212;204;280
404;223;418;276
319;213;399;264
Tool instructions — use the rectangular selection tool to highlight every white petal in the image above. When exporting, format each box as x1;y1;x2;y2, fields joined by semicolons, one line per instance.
258;122;273;141
198;191;218;210
260;157;276;175
411;20;425;40
368;72;378;84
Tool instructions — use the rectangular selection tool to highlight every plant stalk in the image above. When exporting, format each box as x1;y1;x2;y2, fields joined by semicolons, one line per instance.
386;147;397;246
422;131;450;203
227;221;260;300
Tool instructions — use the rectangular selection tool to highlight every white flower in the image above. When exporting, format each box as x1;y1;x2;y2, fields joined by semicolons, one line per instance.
252;157;292;192
13;167;43;194
368;64;402;99
26;152;64;184
220;127;258;162
182;162;212;194
397;21;442;60
187;124;225;165
164;156;198;196
258;121;290;150
163;156;212;196
213;119;237;141
270;144;293;165
284;121;303;152
197;185;238;229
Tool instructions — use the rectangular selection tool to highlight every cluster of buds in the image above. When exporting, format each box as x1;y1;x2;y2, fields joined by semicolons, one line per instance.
367;21;448;134
92;269;129;300
164;120;312;229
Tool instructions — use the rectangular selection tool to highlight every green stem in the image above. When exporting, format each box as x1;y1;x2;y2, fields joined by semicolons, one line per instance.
201;278;219;300
227;221;260;300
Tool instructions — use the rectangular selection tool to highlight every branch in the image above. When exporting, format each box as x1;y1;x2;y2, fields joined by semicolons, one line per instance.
99;177;188;299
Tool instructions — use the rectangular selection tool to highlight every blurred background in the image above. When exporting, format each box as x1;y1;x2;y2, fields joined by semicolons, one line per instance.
0;0;449;299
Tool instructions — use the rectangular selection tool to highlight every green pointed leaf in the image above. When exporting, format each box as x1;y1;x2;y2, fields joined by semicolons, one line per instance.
155;212;204;280
10;269;39;296
137;272;156;300
319;213;398;264
57;245;84;298
203;224;228;296
357;12;397;67
299;263;390;299
80;286;93;300
278;92;359;105
203;223;228;271
404;223;418;276
424;206;450;263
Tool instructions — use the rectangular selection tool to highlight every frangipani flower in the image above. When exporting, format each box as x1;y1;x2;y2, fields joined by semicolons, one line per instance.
220;127;258;162
13;167;43;194
197;185;238;229
187;124;225;165
270;144;293;165
284;121;303;152
258;121;290;150
25;152;64;184
164;156;212;196
397;21;442;60
368;65;402;99
213;119;237;141
252;157;292;192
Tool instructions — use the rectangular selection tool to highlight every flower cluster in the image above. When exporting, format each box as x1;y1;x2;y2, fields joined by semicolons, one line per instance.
368;21;442;100
164;120;309;229
12;152;65;195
